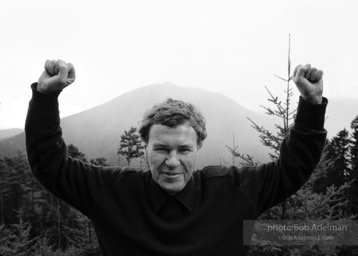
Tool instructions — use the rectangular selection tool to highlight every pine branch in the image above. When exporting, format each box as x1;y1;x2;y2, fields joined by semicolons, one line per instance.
225;145;259;166
274;74;288;82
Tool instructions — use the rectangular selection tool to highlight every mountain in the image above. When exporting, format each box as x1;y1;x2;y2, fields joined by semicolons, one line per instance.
59;83;273;167
0;129;25;157
0;83;272;167
1;84;357;168
0;128;23;141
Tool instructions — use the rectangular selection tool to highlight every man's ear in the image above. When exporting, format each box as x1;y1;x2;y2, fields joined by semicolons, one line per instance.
197;141;203;150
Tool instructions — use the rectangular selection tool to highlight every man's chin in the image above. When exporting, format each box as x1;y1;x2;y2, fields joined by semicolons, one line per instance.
160;182;185;196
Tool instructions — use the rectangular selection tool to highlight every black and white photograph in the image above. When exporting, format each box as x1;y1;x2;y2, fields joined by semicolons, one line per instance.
0;0;357;255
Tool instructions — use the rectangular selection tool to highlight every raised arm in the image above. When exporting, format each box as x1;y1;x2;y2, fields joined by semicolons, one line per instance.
25;60;119;217
237;64;327;216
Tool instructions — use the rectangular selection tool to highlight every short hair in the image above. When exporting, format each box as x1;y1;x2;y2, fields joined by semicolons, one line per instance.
139;98;207;148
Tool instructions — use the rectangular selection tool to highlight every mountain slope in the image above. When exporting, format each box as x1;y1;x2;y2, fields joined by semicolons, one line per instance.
0;83;273;167
59;83;272;167
0;128;23;141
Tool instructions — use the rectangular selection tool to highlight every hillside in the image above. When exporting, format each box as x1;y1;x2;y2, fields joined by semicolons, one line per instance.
0;128;23;141
0;83;272;167
59;83;272;167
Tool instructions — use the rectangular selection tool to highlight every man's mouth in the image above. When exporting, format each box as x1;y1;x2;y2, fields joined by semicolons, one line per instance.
161;172;182;179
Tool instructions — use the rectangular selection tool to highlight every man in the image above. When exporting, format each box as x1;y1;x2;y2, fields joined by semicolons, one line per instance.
26;59;327;255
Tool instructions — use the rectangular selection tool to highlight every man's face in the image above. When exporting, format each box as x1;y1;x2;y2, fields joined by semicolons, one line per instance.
146;123;199;195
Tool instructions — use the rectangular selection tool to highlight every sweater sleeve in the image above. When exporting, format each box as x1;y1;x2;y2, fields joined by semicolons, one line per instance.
25;83;120;218
236;96;328;216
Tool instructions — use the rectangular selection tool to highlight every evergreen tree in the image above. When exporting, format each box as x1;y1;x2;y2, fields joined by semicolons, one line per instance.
0;152;35;225
325;129;352;188
351;115;358;172
349;115;358;218
90;157;109;167
67;144;87;162
0;157;11;225
0;208;37;256
117;127;144;166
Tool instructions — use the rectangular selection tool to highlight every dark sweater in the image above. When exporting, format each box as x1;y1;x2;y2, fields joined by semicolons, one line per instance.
25;83;327;256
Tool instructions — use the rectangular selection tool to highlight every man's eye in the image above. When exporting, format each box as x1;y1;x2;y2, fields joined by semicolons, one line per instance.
179;148;191;153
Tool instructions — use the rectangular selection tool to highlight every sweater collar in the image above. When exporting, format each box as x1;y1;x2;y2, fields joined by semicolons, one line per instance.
150;176;195;213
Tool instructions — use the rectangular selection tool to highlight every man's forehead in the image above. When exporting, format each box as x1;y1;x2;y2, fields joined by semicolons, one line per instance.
148;123;197;143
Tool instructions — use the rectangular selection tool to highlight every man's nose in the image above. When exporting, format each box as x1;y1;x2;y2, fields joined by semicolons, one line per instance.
165;151;180;168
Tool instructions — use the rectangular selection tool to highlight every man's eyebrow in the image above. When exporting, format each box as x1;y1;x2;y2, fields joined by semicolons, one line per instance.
152;143;169;147
152;144;193;148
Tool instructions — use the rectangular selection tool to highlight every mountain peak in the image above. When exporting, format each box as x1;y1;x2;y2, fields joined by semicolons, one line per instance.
57;84;271;167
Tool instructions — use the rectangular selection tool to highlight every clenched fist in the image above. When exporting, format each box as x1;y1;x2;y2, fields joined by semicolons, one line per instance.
293;64;323;104
37;59;76;94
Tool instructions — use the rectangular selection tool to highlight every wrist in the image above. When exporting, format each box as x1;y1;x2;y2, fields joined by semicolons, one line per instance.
31;83;61;98
302;94;323;104
36;81;62;94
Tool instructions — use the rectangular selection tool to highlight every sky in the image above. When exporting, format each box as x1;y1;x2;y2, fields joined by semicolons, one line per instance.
1;0;357;129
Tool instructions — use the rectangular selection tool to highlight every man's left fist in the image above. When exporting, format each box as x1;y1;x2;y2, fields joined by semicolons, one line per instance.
293;64;323;104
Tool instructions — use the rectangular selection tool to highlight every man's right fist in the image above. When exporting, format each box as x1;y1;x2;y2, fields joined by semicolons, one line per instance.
37;59;76;94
